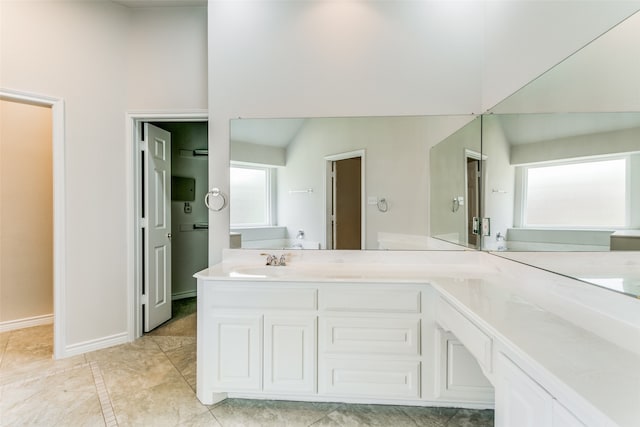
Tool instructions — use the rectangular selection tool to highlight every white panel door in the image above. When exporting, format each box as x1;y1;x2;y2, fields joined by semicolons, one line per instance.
144;123;172;332
264;316;316;393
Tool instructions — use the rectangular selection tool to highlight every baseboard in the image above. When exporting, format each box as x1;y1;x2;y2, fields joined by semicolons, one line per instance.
172;290;197;300
0;314;53;332
63;331;130;358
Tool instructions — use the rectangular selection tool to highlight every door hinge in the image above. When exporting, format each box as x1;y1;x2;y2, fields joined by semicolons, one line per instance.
141;293;148;305
140;140;148;151
139;218;148;228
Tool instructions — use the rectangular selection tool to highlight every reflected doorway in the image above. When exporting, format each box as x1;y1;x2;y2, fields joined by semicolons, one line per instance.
325;150;365;250
465;152;482;249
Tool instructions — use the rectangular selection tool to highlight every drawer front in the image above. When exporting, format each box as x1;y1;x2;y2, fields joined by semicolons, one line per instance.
436;297;492;373
320;288;421;313
320;358;420;399
209;286;317;310
322;317;420;356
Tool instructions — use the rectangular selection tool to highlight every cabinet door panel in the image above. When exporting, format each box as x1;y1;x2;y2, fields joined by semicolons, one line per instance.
552;401;585;427
495;353;552;427
264;316;316;393
211;315;262;391
436;330;494;403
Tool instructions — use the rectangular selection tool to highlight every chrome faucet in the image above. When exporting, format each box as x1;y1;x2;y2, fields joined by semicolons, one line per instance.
262;254;278;266
260;253;289;266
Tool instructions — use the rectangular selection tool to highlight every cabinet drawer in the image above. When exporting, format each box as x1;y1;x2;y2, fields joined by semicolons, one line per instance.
320;288;420;313
322;317;420;356
209;286;317;310
436;297;492;372
320;358;420;399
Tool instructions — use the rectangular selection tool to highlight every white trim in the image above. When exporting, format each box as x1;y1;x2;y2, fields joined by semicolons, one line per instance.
172;290;197;300
0;89;66;360
126;111;208;341
323;150;366;250
64;332;129;358
0;314;53;333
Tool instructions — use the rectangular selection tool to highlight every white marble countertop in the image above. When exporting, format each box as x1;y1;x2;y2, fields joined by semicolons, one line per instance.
430;275;640;427
195;249;640;426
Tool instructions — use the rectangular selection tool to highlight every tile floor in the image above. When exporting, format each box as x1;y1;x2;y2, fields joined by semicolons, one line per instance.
0;298;494;426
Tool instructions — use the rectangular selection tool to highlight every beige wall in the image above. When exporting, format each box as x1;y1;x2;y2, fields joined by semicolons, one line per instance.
0;100;53;324
1;1;207;352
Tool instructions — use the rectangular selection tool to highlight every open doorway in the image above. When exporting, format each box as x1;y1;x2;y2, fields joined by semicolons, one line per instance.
325;150;365;250
129;114;208;337
0;90;65;359
465;150;484;249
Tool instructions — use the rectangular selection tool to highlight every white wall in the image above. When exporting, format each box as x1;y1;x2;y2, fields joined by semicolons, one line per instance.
208;0;640;262
0;100;53;325
1;0;130;348
481;116;515;249
491;9;640;113
482;1;640;110
0;1;207;354
127;6;207;110
208;0;486;261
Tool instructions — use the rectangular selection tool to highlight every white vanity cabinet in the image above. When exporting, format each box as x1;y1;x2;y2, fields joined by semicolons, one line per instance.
318;286;423;399
198;282;319;401
495;353;584;427
263;315;316;393
198;278;495;407
210;314;263;391
435;296;587;427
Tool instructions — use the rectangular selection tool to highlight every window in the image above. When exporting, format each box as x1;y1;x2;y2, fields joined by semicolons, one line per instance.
522;157;627;228
230;164;275;227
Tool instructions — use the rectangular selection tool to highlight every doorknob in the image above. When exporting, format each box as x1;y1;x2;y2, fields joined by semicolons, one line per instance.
167;233;172;240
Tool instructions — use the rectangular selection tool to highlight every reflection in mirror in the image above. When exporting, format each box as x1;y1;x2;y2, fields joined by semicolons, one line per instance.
429;117;483;250
482;11;640;298
229;115;474;251
482;112;640;252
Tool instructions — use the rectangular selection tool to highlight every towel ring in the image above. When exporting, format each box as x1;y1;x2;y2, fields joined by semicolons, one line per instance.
377;198;388;213
452;197;460;212
205;187;227;212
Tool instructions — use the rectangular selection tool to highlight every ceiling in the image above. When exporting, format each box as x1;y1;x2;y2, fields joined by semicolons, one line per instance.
495;112;640;145
230;118;307;148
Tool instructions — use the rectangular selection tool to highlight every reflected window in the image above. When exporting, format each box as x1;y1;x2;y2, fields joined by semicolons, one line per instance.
522;157;627;228
230;164;275;227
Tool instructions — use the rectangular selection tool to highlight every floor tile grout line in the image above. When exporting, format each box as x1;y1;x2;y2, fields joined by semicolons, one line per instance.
0;361;91;388
90;361;119;427
306;403;346;427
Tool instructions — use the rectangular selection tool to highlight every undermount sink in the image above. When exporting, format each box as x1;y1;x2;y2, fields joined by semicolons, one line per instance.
229;265;369;280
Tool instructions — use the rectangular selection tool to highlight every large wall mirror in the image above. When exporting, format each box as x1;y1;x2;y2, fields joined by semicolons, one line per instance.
226;10;640;298
481;10;640;298
229;115;475;251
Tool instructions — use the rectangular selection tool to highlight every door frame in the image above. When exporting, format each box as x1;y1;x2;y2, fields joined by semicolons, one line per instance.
323;150;366;250
463;149;486;249
0;89;66;359
126;111;207;340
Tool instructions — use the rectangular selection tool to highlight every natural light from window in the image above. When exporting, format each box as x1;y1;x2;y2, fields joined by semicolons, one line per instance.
230;165;271;226
524;158;627;227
